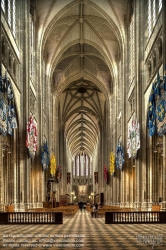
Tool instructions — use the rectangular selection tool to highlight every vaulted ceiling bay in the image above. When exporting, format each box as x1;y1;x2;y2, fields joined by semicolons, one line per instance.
39;0;126;160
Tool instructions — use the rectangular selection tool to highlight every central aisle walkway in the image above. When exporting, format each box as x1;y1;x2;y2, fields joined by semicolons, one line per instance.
0;209;166;249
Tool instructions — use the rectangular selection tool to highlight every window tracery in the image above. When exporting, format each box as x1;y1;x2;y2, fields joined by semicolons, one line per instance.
42;61;46;111
1;0;16;38
76;155;79;177
80;155;84;176
29;14;35;85
148;0;162;37
129;6;134;85
1;0;5;12
86;154;88;176
73;153;91;180
8;0;11;27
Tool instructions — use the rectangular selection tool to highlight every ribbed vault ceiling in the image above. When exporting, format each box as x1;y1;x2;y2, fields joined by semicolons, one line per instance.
36;0;128;157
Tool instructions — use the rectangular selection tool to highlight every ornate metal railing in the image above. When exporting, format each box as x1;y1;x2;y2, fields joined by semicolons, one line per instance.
105;212;166;224
0;212;63;224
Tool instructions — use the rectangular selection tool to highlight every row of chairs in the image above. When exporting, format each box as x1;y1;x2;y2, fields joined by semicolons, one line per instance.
86;205;136;217
55;206;79;217
26;205;79;218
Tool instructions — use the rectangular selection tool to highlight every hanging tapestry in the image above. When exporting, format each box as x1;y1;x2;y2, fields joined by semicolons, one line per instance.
155;74;166;136
104;165;107;184
94;172;98;184
0;72;17;136
0;91;7;135
110;151;115;174
0;67;2;85
115;140;124;170
127;116;140;159
56;165;62;183
147;73;166;136
7;80;17;135
41;140;50;171
50;153;56;176
67;172;70;184
26;115;37;157
0;76;8;135
147;82;157;136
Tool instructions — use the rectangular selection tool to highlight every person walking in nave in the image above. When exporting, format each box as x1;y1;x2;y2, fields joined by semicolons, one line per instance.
95;203;98;218
79;201;83;212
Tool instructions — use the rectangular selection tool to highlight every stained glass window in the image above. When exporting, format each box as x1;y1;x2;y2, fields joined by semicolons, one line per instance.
13;0;16;37
29;15;35;84
158;0;162;13
86;155;89;176
73;159;75;176
152;0;156;27
42;61;46;110
8;0;11;27
89;162;92;176
76;155;79;176
2;1;16;37
1;0;5;12
73;154;91;177
148;0;162;37
80;155;84;176
129;11;134;84
148;0;152;36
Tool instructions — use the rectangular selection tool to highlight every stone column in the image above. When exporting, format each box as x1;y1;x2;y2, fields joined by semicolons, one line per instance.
163;0;166;69
115;170;119;206
125;166;130;207
35;35;44;208
135;0;147;210
129;160;134;207
100;125;105;200
132;166;136;206
0;7;2;211
162;0;166;205
147;137;153;208
0;138;4;211
58;124;66;195
52;93;59;201
162;137;166;204
13;130;19;211
18;0;31;211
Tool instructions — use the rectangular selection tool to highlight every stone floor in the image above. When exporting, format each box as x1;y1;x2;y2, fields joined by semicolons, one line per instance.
0;209;166;250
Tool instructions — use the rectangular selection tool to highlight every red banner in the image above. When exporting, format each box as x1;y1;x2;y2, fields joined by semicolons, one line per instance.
94;172;98;184
67;172;70;184
56;165;62;182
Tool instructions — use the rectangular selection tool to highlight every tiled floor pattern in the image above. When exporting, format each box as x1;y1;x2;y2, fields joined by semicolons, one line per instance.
0;210;166;250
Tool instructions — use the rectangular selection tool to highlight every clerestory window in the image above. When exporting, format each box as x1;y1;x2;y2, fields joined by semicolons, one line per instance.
1;0;16;38
148;0;162;37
